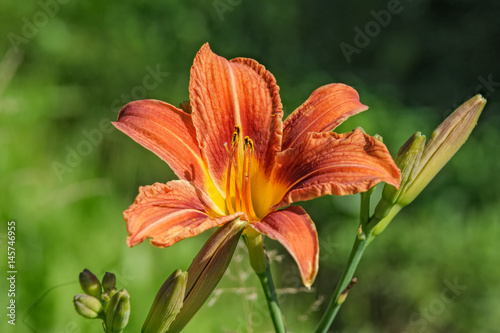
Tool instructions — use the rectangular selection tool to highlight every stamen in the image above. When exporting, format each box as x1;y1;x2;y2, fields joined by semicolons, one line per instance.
242;137;258;221
244;136;254;154
234;176;242;212
232;126;241;147
232;127;243;212
224;142;235;215
225;126;244;215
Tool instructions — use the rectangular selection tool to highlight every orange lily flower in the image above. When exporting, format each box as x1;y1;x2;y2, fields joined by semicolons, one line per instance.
113;44;400;287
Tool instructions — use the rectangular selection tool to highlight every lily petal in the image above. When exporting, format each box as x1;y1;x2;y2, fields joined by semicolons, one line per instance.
113;100;225;209
189;44;283;192
251;206;319;288
282;83;368;150
124;180;242;247
272;130;401;208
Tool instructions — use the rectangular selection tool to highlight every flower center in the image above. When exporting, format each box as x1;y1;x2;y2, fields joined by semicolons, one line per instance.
224;126;259;222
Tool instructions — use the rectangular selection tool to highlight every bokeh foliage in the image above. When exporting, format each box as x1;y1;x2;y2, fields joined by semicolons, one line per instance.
1;0;499;332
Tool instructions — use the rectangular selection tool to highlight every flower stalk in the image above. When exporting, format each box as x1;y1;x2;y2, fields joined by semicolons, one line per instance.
245;231;287;333
315;187;376;333
314;228;374;333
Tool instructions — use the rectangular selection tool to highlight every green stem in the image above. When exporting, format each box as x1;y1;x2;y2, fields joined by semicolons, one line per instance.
314;232;372;333
314;191;377;333
245;232;286;333
257;264;286;333
360;189;373;227
371;204;402;236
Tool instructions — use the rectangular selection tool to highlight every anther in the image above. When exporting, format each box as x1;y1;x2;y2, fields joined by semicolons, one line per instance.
244;136;254;154
232;126;242;147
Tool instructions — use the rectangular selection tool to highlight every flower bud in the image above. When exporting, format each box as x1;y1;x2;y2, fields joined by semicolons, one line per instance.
336;278;357;305
356;126;367;134
400;95;486;206
102;272;117;293
373;132;426;220
142;270;187;333
79;269;102;299
373;134;383;142
165;218;246;333
105;289;131;333
74;294;103;319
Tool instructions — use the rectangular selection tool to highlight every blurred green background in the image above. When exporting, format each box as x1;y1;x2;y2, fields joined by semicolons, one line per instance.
1;0;499;332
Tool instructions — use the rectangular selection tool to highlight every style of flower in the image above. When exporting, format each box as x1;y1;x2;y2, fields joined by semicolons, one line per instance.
113;44;400;287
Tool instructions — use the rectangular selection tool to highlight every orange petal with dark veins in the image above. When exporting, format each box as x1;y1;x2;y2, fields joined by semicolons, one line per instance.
251;206;319;288
125;180;242;248
189;44;283;195
282;83;368;150
272;130;401;209
113;99;225;210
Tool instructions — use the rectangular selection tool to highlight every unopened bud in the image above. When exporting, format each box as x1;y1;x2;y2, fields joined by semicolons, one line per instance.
74;294;103;319
356;225;366;241
374;132;426;220
337;278;357;305
166;218;246;333
102;272;117;293
356;126;367;134
373;134;383;142
79;269;102;299
106;289;130;333
142;270;187;333
400;95;486;206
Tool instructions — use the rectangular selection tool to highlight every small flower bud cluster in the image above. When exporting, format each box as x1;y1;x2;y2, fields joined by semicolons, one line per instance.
73;269;130;333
